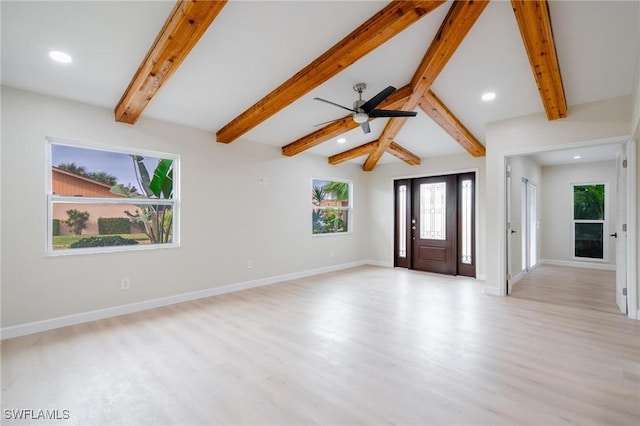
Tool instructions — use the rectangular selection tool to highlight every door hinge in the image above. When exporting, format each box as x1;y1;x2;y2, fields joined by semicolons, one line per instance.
622;288;627;296
622;159;627;168
506;170;511;178
507;273;511;280
622;223;627;232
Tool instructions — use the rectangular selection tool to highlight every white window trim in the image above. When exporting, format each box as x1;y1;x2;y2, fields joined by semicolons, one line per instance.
311;176;353;236
46;137;180;256
570;181;609;263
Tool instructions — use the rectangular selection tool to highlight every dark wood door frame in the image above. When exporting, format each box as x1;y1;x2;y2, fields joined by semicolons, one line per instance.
394;172;476;277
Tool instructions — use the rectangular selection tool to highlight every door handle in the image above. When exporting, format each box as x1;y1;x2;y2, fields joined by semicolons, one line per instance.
610;233;617;238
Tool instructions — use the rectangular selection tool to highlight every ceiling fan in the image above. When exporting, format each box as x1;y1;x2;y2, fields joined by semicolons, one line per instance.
314;83;417;134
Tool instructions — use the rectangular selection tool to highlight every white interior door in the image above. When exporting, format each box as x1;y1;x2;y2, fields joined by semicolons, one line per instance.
506;163;514;294
615;149;627;314
527;181;538;268
521;178;538;272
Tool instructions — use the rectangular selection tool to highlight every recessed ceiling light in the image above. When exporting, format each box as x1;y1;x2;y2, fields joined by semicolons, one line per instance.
573;155;581;160
337;138;346;144
481;92;496;102
48;50;72;64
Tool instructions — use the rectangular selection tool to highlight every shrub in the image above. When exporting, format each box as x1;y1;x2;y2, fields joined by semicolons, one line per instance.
70;236;139;248
98;217;131;235
64;209;90;235
52;219;61;236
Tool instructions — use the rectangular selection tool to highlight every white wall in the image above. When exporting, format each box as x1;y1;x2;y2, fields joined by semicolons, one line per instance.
632;2;640;139
0;86;371;328
540;160;617;266
507;155;541;276
367;153;486;278
485;95;632;295
632;5;640;316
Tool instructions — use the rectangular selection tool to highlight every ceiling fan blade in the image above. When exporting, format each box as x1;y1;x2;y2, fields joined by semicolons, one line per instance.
368;109;418;118
314;97;356;113
360;121;371;134
361;86;396;113
313;117;347;127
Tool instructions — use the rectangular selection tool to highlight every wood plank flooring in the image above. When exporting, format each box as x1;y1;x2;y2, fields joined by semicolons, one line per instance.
511;264;620;314
2;266;639;425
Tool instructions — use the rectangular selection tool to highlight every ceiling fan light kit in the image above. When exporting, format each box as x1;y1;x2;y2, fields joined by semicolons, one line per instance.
353;112;368;123
314;82;417;134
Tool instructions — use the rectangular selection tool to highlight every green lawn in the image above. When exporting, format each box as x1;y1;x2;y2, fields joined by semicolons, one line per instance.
52;233;150;250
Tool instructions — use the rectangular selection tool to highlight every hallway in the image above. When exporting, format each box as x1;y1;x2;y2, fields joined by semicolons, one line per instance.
511;264;621;315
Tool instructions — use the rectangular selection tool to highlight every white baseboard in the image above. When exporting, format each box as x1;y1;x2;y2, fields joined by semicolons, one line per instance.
365;259;394;268
484;286;503;296
510;271;525;286
476;274;486;281
1;260;374;340
540;259;616;271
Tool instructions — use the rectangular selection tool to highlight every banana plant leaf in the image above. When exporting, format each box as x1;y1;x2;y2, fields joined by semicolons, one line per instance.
133;155;153;196
149;159;173;199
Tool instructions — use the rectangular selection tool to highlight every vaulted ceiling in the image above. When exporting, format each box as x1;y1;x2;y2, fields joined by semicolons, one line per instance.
2;1;638;170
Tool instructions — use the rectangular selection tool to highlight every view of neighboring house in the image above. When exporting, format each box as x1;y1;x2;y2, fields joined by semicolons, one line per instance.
52;166;139;236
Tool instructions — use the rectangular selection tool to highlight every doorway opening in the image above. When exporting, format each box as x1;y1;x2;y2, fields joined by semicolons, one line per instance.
394;172;475;277
502;139;636;317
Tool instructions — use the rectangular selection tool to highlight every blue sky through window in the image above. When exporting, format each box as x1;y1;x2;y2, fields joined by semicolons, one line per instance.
52;144;164;193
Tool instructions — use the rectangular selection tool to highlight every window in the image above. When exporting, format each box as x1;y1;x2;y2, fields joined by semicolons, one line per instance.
47;139;179;254
397;184;407;258
312;178;351;234
419;182;446;240
572;183;606;260
460;178;472;264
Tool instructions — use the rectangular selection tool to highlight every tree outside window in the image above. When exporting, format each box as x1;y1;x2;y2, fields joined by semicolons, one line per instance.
312;179;351;234
48;140;178;254
573;183;605;259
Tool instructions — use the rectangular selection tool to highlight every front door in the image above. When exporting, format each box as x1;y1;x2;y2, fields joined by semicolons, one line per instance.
395;173;476;277
413;174;458;275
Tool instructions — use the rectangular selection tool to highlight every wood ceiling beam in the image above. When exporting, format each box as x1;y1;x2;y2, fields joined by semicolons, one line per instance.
328;141;379;165
363;0;489;171
419;90;485;157
328;140;419;166
115;0;227;124
282;85;412;157
511;0;567;120
387;142;421;165
216;1;446;144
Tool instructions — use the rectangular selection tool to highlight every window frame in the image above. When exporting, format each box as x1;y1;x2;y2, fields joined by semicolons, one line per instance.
46;137;180;256
311;177;353;236
570;181;608;262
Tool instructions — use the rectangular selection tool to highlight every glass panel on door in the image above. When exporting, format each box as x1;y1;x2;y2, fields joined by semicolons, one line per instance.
419;182;446;240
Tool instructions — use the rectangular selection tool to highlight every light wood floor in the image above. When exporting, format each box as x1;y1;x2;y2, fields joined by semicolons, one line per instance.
511;264;620;314
2;266;639;425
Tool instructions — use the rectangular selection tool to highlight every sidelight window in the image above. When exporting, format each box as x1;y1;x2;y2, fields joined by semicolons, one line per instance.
460;179;472;264
397;184;407;257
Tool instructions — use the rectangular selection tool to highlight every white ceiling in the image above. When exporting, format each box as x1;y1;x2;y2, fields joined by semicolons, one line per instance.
2;1;639;166
527;143;621;167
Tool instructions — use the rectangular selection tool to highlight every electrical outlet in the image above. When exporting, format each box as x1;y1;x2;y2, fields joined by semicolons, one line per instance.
247;258;253;269
121;277;130;290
